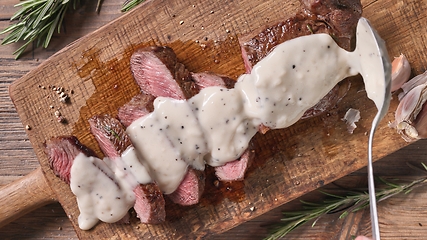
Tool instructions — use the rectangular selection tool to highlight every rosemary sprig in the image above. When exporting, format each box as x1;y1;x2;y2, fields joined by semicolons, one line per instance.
121;0;145;12
265;165;427;240
2;0;145;58
1;0;81;59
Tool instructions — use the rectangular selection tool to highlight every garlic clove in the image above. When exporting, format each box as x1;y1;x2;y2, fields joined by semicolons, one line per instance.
399;70;427;100
391;54;411;92
391;78;427;142
395;84;424;123
413;98;427;138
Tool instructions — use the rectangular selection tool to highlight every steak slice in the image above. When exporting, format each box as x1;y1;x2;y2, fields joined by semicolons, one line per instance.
191;72;236;89
240;0;361;119
301;0;363;43
190;72;254;181
89;114;166;224
89;114;132;158
130;46;199;100
214;149;255;181
116;94;206;205
240;0;362;69
45;136;96;184
133;182;166;224
129;47;207;206
301;82;348;118
45;136;131;224
118;93;155;128
168;168;206;206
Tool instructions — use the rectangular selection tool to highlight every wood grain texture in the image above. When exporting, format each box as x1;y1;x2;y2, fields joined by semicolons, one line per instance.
2;0;427;239
3;0;420;238
0;167;57;228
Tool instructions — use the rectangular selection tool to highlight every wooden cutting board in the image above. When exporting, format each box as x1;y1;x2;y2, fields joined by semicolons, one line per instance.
4;0;427;238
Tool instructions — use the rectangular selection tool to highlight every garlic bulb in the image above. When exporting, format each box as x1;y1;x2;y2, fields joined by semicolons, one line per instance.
391;54;411;92
391;71;427;142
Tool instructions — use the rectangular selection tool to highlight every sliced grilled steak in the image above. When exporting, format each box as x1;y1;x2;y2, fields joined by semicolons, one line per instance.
133;182;166;224
130;46;199;100
45;136;96;184
129;48;207;206
117;96;206;205
240;0;361;119
190;71;254;181
89;114;166;224
168;168;206;206
118;93;155;128
89;114;132;158
45;136;130;224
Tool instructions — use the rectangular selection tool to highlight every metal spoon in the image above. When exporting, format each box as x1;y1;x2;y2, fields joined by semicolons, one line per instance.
354;18;392;240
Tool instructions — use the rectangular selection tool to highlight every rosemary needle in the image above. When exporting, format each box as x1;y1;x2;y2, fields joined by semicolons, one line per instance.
121;0;145;12
1;0;81;59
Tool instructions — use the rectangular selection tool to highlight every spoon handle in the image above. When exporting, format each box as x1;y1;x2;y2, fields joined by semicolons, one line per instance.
368;117;381;240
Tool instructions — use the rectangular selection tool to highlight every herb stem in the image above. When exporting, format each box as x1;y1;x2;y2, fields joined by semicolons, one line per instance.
265;175;427;240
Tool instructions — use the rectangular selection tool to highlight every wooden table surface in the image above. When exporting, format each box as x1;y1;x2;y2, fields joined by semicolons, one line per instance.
1;0;427;239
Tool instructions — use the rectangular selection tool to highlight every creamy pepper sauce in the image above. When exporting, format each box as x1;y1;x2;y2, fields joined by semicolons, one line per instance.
70;18;388;230
70;153;136;230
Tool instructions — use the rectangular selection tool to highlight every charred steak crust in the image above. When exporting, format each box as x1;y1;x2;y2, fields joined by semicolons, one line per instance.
241;13;329;70
301;0;362;50
45;136;96;184
89;114;132;157
301;0;363;34
222;76;236;89
133;183;166;224
241;0;362;68
240;0;361;119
